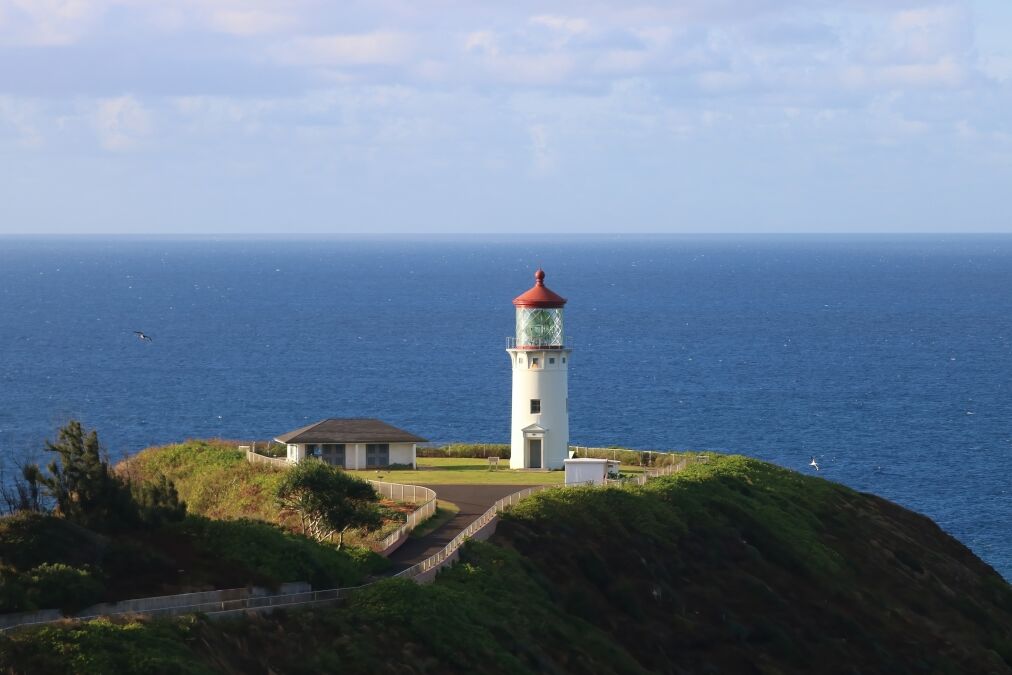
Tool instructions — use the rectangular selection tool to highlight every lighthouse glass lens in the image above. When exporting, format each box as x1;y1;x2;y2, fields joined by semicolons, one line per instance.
516;308;564;347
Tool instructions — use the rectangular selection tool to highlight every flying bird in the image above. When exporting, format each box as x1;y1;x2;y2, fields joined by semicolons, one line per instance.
133;331;153;342
809;457;820;471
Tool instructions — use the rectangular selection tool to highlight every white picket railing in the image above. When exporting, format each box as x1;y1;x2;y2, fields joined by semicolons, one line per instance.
627;456;692;485
246;451;288;468
394;485;552;580
368;481;437;552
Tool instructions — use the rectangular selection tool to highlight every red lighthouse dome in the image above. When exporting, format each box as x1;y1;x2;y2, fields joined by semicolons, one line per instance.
512;269;567;308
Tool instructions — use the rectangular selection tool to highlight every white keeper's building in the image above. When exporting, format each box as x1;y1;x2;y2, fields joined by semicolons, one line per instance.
507;269;571;470
275;418;426;469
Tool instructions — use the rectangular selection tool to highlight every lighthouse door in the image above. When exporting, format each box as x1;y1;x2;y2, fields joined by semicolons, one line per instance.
528;439;542;469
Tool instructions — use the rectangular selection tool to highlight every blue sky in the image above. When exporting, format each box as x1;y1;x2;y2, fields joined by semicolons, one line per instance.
0;0;1010;234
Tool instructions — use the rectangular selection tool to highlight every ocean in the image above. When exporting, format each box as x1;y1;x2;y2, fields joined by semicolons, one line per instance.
0;235;1009;578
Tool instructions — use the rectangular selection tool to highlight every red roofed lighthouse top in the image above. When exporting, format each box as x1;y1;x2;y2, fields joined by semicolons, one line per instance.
513;269;567;308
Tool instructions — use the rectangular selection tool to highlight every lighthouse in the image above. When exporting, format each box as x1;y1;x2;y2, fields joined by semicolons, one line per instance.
507;269;570;470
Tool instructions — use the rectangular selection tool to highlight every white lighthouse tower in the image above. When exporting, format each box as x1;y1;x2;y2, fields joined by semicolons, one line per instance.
507;269;570;470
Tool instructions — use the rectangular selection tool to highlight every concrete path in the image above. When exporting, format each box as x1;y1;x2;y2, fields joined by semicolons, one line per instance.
386;484;537;572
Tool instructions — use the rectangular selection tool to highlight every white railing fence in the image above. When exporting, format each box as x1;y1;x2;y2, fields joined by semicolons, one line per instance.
394;485;552;581
627;456;692;485
246;450;289;468
368;482;438;552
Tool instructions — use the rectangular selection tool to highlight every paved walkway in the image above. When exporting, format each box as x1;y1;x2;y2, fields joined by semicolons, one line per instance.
386;484;537;572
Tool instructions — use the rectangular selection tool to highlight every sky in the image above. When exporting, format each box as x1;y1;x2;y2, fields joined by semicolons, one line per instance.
0;0;1011;234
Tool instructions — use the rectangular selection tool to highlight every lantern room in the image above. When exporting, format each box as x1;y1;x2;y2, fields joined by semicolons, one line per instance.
511;269;567;349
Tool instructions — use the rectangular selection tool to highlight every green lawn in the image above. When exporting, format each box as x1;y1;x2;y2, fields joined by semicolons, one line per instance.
349;457;647;485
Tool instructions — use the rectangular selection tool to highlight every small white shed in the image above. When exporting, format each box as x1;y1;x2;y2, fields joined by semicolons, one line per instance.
564;458;620;486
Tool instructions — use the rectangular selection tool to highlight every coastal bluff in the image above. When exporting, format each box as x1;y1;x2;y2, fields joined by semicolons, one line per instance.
1;453;1009;674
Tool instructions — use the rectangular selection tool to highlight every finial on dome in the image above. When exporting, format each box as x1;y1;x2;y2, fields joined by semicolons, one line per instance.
513;268;566;308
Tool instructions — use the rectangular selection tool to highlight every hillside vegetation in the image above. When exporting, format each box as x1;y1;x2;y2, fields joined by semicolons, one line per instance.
118;441;286;522
119;441;416;545
0;434;383;615
2;455;1010;674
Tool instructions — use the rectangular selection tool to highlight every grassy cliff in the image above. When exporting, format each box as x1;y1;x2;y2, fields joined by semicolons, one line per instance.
2;455;1009;674
0;441;385;614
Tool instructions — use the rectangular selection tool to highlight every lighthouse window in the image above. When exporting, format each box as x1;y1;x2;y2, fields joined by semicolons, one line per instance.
531;357;539;368
549;357;555;364
530;399;541;414
562;357;566;363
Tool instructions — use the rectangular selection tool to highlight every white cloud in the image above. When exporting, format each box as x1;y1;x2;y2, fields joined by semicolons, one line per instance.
208;9;296;36
842;57;965;89
464;30;498;56
481;52;577;85
594;49;650;74
530;14;590;36
273;31;414;66
0;96;44;147
0;0;114;45
92;95;150;150
528;122;555;173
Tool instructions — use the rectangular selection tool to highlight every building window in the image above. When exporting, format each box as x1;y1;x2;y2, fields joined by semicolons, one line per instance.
321;443;346;466
531;357;540;368
530;399;541;414
549;357;555;364
366;443;390;467
562;357;566;363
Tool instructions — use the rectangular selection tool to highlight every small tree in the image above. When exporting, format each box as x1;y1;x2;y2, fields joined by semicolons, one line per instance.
15;420;184;532
275;461;382;548
38;421;139;531
0;462;44;514
133;475;187;526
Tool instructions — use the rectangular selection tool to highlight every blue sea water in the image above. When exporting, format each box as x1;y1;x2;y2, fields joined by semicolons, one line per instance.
0;235;1009;579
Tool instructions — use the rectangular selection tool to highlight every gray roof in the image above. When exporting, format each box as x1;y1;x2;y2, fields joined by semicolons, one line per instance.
275;418;427;444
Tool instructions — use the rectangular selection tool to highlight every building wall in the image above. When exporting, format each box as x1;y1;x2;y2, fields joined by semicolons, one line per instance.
348;442;416;469
508;348;570;469
287;442;416;469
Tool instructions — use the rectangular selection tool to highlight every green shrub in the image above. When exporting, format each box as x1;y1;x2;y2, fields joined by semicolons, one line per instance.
417;444;511;459
174;516;378;589
22;563;104;613
574;446;702;466
0;617;212;675
0;572;29;612
133;475;187;527
0;511;105;572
